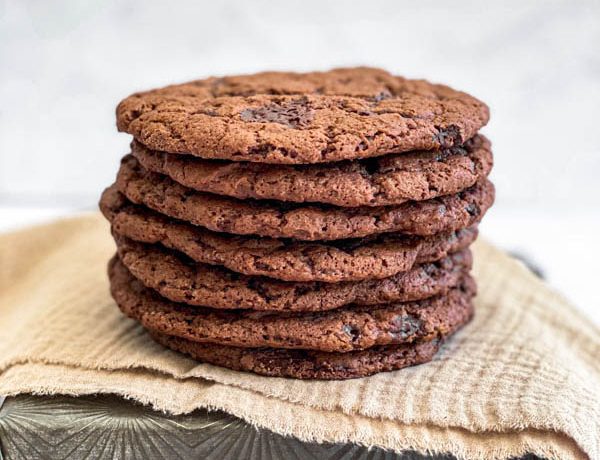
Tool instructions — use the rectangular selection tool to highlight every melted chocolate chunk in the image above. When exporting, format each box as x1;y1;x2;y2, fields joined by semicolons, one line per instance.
240;98;314;128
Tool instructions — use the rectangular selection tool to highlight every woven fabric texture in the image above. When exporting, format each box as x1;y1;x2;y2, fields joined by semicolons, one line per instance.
0;214;598;460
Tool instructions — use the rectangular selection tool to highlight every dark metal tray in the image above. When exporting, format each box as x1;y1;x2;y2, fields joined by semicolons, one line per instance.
0;395;543;460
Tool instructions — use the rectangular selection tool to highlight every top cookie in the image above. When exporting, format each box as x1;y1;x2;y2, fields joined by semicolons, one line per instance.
117;67;489;164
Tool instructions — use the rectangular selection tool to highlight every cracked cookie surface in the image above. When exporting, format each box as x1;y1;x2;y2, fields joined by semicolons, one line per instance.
113;238;472;312
115;155;494;241
101;185;478;282
117;67;489;164
131;134;492;207
110;256;475;352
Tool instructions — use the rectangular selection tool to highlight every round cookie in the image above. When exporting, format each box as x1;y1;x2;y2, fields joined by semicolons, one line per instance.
115;155;495;241
110;257;475;352
131;135;492;207
114;238;472;312
150;332;449;380
101;185;478;282
116;67;489;164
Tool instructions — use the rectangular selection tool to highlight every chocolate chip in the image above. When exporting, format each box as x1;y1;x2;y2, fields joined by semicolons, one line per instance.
240;97;314;128
372;90;393;103
342;324;361;341
466;203;479;217
389;314;422;339
434;125;462;147
435;145;467;161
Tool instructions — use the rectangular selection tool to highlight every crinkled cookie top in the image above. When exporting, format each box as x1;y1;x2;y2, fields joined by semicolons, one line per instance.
117;67;489;164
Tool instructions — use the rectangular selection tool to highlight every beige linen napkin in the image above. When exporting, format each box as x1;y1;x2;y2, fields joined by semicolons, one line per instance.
0;214;598;460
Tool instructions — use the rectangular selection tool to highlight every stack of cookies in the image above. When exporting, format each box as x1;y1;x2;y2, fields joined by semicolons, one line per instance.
100;68;494;380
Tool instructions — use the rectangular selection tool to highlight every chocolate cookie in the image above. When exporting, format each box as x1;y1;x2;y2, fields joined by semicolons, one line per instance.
131;135;492;207
116;67;489;164
101;186;478;282
110;257;475;352
114;238;472;312
151;331;449;380
115;155;494;240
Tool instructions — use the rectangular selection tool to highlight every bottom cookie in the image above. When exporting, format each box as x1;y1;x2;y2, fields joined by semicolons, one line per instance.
150;331;452;380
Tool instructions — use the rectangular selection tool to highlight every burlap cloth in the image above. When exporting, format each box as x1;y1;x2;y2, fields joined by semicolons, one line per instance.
0;214;598;459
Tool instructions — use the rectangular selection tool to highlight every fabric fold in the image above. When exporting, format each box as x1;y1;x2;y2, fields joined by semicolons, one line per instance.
0;214;598;460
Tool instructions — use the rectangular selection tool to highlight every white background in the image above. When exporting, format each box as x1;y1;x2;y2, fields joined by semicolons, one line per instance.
1;0;599;321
